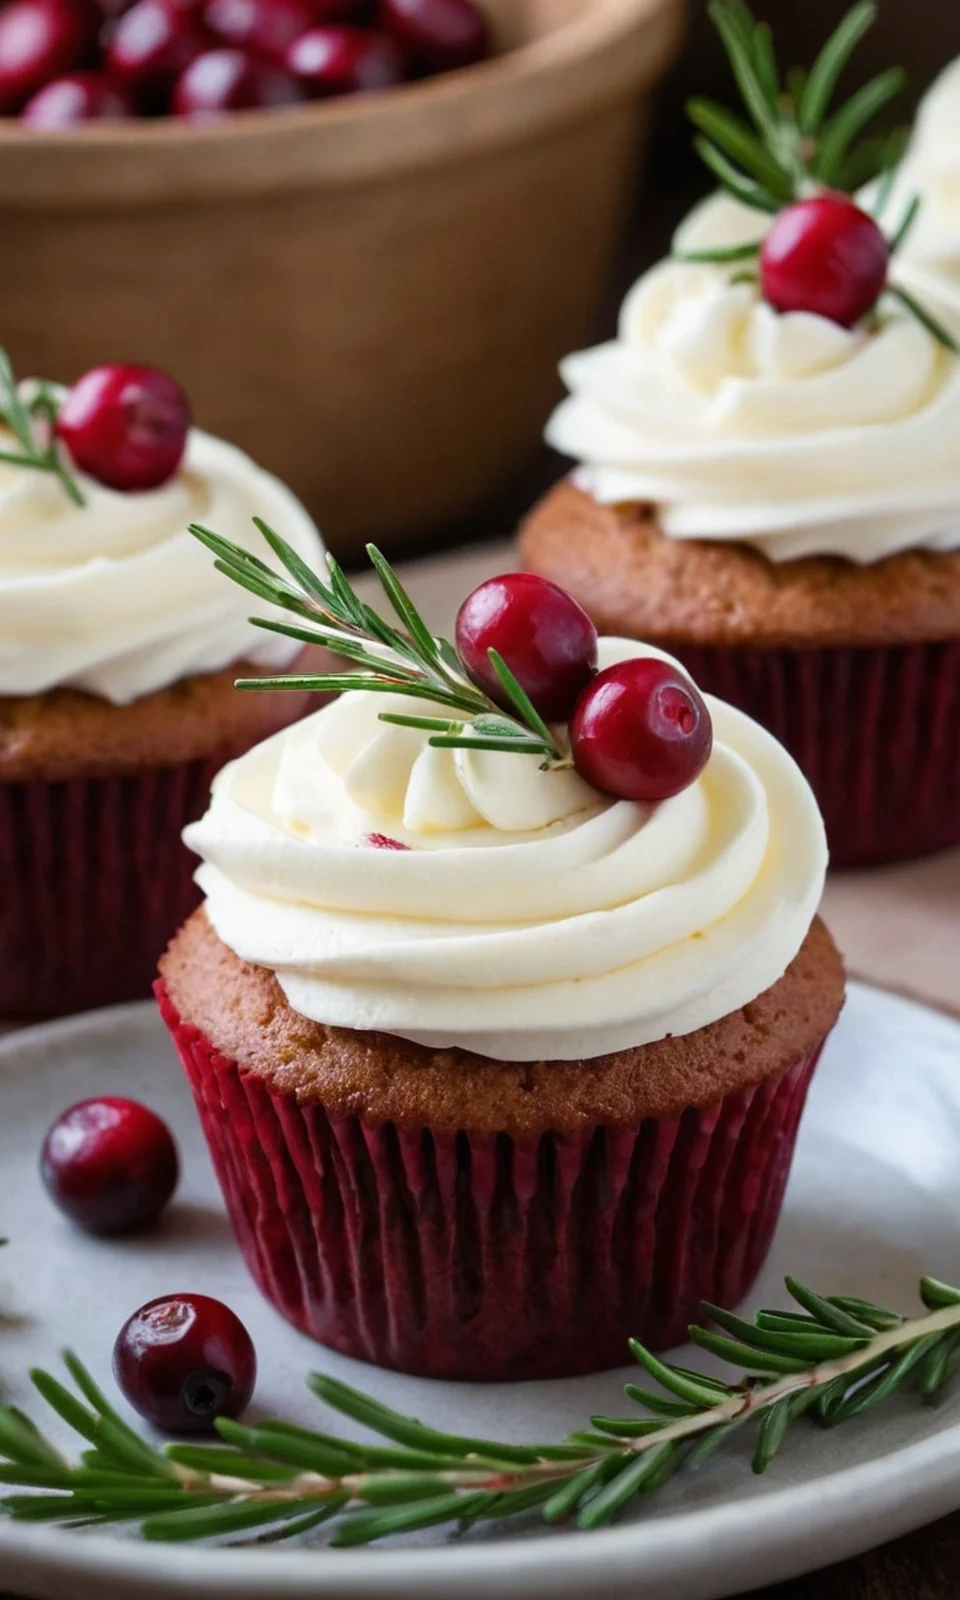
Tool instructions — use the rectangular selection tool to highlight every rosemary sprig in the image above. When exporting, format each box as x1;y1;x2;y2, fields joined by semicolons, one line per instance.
673;1;959;352
684;1;905;215
0;355;84;508
2;1276;959;1547
189;520;566;765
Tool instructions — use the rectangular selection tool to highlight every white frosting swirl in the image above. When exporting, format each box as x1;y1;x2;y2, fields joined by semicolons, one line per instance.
185;638;826;1062
0;423;324;705
546;192;960;563
893;59;960;320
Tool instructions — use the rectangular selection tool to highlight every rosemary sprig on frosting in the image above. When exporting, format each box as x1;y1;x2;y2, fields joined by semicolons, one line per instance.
675;1;958;351
2;1276;959;1545
686;0;905;216
190;521;566;765
0;351;84;508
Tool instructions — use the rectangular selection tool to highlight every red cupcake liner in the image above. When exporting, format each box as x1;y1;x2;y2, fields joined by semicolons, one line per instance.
157;979;825;1380
674;639;960;870
0;759;226;1019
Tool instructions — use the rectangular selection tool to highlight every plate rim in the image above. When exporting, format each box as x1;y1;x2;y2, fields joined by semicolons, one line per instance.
1;983;959;1599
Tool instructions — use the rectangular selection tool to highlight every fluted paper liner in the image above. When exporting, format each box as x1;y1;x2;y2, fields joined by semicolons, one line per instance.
158;981;825;1381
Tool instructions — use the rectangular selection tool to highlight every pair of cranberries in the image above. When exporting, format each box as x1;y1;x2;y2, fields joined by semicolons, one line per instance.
2;0;489;126
42;1095;256;1432
456;573;713;803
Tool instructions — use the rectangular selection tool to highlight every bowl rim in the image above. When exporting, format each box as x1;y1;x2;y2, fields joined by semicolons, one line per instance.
0;0;685;201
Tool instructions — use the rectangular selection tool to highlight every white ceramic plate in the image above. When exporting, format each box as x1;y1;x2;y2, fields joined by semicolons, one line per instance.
1;983;959;1600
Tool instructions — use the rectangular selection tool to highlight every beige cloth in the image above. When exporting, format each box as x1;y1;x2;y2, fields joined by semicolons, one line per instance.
362;540;960;1021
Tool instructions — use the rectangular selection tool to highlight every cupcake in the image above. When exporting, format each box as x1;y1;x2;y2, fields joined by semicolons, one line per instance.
157;538;844;1381
522;5;960;869
0;358;324;1017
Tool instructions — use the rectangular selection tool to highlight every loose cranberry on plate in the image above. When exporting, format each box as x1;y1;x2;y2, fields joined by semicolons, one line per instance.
105;0;209;108
760;195;890;330
41;1096;179;1235
56;363;191;492
173;46;304;115
570;657;713;803
378;0;488;75
203;0;311;64
114;1294;257;1433
21;69;133;123
0;0;98;115
455;572;598;723
288;22;404;95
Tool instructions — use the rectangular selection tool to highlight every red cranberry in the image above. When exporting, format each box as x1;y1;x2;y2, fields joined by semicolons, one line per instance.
378;0;487;74
173;46;303;114
56;364;191;492
41;1097;179;1236
455;572;598;723
0;0;97;114
113;1295;256;1434
203;0;310;63
105;0;209;108
288;23;404;95
21;69;133;123
570;657;713;803
760;196;890;329
309;0;367;16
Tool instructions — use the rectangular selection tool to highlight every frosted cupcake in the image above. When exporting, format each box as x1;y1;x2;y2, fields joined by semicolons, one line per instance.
522;4;960;867
158;534;844;1381
0;357;324;1016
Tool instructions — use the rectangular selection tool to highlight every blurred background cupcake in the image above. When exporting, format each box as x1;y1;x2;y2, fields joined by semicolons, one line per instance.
522;4;960;869
0;358;323;1017
157;543;844;1380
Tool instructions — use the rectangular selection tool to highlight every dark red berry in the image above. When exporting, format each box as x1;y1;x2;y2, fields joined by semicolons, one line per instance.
21;68;132;123
41;1097;179;1236
288;23;404;95
378;0;487;74
570;657;713;803
173;45;303;114
56;364;191;492
113;1295;256;1434
203;0;311;63
455;572;598;723
0;0;98;114
760;195;890;329
105;0;209;107
308;0;366;16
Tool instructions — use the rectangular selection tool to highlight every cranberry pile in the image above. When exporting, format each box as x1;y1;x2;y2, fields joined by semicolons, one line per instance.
0;0;490;126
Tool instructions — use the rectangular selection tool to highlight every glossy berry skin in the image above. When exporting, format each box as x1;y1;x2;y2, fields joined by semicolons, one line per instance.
0;0;97;114
288;23;404;95
455;572;598;722
56;364;191;492
105;0;209;107
173;46;303;114
203;0;311;64
760;196;890;329
21;68;132;123
113;1295;256;1434
41;1097;179;1236
378;0;487;74
570;657;713;803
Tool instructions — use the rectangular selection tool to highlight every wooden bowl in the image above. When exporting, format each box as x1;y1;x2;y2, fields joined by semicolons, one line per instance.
0;0;684;558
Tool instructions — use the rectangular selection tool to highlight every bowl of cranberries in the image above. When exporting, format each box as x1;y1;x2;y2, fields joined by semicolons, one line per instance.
0;0;682;555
